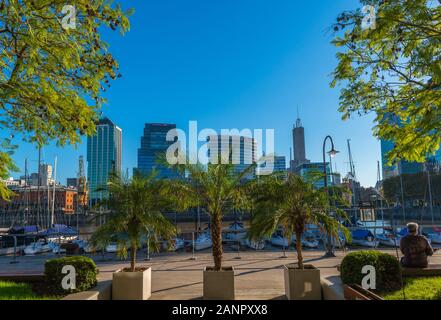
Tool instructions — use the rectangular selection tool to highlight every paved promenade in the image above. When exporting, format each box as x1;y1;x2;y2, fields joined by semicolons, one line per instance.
1;248;441;300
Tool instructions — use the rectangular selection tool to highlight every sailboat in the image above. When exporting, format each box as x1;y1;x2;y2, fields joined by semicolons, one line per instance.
242;238;266;250
24;239;52;255
194;231;212;251
223;221;247;241
270;233;289;247
350;229;379;248
292;233;319;249
163;237;185;251
376;227;400;247
428;226;441;244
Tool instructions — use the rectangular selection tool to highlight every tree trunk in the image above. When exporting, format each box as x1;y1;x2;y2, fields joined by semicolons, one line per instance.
211;213;223;271
130;243;136;272
295;232;304;269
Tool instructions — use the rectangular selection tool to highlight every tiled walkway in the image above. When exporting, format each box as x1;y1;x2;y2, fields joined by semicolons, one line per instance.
1;249;440;300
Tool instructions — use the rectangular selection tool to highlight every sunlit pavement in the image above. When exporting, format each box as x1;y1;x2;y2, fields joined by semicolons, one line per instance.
1;248;441;300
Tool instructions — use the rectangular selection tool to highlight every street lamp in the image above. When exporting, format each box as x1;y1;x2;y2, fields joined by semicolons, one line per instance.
322;135;339;258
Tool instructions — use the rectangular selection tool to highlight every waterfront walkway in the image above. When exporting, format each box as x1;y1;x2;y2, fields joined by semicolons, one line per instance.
1;249;441;300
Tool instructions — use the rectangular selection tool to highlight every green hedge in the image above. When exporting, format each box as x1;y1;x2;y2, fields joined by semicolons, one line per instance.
45;256;98;294
340;250;401;292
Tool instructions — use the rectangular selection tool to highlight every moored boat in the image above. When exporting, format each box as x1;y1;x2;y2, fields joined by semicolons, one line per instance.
350;229;379;248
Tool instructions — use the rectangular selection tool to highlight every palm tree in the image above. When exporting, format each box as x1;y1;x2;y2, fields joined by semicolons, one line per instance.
165;161;255;271
91;172;176;272
249;173;350;269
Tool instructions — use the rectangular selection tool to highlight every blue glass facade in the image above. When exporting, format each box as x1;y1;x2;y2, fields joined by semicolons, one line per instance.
87;117;122;206
207;135;257;179
137;123;181;179
297;162;331;189
381;139;424;179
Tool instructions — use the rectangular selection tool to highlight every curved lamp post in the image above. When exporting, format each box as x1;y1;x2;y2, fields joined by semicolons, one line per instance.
322;135;339;258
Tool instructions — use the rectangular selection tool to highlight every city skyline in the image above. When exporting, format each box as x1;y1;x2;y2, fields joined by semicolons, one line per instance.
6;0;383;187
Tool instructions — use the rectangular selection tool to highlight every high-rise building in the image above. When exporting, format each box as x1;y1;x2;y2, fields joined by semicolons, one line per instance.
291;115;309;171
296;162;332;189
381;139;424;179
87;117;122;206
207;135;257;179
66;178;78;188
136;123;181;179
274;156;287;172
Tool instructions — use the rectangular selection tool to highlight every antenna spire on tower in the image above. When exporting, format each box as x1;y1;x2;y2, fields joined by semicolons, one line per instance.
295;106;302;128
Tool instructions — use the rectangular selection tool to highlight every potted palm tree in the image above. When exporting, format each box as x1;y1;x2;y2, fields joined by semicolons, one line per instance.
91;172;175;300
249;173;349;300
165;160;255;300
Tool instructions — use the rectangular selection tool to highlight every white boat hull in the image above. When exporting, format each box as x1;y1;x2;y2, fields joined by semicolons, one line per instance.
194;241;212;251
351;239;379;248
270;237;289;247
429;233;441;244
105;244;118;253
243;239;265;250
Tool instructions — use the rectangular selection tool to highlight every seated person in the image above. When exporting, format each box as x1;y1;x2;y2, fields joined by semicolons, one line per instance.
400;222;434;268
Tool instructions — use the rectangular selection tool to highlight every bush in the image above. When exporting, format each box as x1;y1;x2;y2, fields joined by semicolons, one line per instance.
340;250;401;292
45;256;98;294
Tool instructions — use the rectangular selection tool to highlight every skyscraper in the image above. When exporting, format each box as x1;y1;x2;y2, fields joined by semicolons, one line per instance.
291;114;309;172
207;135;257;179
87;117;122;206
381;139;424;179
136;123;181;179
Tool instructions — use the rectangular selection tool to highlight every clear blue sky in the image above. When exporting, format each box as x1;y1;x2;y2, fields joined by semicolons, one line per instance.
9;0;381;187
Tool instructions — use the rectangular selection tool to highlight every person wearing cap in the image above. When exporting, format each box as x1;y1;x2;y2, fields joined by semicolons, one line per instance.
400;222;434;268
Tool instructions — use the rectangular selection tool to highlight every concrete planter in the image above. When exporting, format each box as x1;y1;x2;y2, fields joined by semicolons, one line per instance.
112;268;151;300
284;264;321;300
203;266;235;300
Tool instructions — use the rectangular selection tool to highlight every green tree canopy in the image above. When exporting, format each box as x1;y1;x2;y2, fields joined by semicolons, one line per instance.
0;0;132;199
331;0;440;164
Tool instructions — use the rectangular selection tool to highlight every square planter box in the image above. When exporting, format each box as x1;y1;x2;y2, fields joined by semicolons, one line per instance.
284;264;321;300
203;266;235;300
112;267;151;300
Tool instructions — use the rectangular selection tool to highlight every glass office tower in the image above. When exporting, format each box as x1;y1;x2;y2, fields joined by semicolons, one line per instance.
87;117;122;206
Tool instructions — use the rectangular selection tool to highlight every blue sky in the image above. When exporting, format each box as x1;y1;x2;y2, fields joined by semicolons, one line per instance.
9;0;381;187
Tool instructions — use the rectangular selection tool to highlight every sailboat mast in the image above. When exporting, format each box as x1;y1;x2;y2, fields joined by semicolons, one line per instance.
51;157;57;227
36;146;41;228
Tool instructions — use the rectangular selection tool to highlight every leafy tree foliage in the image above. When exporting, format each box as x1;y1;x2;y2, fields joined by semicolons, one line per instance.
331;0;440;164
0;0;132;199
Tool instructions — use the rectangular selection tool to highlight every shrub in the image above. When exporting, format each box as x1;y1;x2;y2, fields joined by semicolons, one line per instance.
340;250;401;292
45;256;98;294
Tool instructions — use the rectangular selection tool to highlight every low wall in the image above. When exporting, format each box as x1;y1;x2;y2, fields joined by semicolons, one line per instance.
321;276;345;300
62;280;112;300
